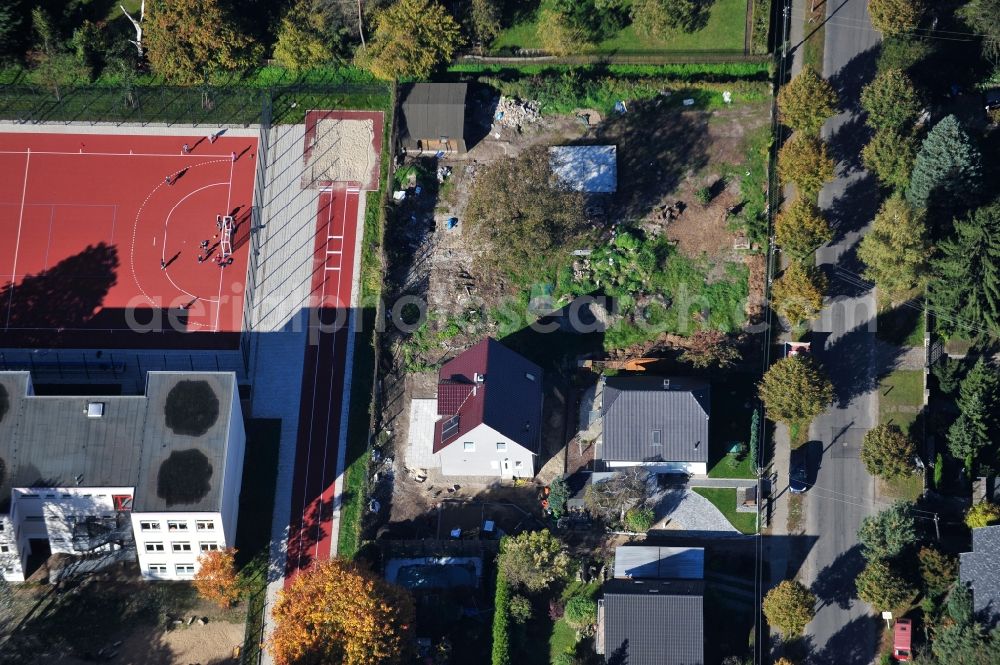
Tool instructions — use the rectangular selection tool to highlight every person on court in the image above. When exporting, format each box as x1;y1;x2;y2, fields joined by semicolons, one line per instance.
182;143;190;154
160;259;166;270
231;151;237;162
165;175;173;185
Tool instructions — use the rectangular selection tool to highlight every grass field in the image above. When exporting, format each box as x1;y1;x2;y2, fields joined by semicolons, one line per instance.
878;369;924;437
693;487;757;534
493;0;749;53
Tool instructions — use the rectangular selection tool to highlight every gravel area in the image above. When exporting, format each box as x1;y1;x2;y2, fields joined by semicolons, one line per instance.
649;487;738;533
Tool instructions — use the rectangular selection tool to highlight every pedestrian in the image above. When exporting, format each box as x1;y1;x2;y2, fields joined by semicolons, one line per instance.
231;151;237;163
182;143;190;155
160;259;166;270
79;142;85;153
216;215;223;229
165;175;173;186
208;132;217;144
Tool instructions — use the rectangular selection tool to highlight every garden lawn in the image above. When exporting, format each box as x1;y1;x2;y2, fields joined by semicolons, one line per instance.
878;473;924;502
876;304;924;347
878;369;923;437
693;487;757;534
493;0;749;54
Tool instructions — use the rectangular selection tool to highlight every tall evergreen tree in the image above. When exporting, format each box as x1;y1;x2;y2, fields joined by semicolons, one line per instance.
907;115;982;209
857;194;930;296
948;358;1000;468
928;202;1000;337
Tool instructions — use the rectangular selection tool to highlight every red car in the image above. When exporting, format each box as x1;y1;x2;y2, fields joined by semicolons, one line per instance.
894;619;913;662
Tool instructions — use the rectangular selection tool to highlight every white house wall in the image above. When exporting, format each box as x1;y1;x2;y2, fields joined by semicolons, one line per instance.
0;514;23;581
437;423;535;478
218;382;247;548
605;461;707;476
131;511;228;580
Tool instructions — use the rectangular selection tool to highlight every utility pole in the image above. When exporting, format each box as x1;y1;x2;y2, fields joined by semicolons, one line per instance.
934;513;941;541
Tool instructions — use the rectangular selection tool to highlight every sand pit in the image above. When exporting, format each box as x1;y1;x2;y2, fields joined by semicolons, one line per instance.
308;118;377;186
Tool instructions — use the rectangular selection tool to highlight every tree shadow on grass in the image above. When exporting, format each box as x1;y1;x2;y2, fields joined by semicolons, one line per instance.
815;322;904;407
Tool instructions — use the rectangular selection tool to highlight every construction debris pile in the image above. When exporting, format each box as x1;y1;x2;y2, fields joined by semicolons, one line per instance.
494;96;542;129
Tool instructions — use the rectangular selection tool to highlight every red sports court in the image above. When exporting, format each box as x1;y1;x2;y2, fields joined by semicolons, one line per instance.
0;130;257;349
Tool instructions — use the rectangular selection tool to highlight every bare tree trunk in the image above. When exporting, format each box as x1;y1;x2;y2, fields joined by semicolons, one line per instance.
357;0;366;48
121;0;145;57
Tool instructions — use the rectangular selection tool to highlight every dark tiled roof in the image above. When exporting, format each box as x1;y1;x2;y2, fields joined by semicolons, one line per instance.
960;524;1000;624
602;579;704;665
399;83;467;151
433;338;543;453
601;377;710;463
0;372;239;513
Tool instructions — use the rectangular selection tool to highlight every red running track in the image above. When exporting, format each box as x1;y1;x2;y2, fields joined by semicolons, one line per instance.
0;131;257;349
285;185;360;580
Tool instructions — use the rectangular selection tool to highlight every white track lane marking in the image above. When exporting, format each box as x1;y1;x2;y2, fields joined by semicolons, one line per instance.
291;190;334;571
6;148;31;328
313;187;351;562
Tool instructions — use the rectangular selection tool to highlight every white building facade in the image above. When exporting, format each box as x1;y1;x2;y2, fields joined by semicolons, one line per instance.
0;371;245;582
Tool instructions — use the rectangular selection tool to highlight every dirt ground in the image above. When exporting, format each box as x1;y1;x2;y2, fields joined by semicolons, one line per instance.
374;95;771;533
1;561;245;665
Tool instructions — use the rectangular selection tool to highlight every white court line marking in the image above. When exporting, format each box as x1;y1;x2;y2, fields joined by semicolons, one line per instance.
6;148;31;328
0;149;238;158
161;182;228;303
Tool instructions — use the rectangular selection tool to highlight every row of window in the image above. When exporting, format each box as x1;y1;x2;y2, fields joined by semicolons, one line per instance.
139;520;214;532
20;493;109;499
148;564;195;576
144;542;220;553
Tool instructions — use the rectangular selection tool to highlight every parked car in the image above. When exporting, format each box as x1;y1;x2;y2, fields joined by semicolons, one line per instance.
789;448;809;493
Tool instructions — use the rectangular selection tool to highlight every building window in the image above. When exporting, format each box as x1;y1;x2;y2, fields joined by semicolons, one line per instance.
651;430;662;446
496;442;507;452
514;460;523;468
463;441;475;452
175;564;195;576
139;521;160;531
24;516;44;522
167;521;188;531
200;542;220;552
148;564;168;575
196;520;215;531
0;545;9;553
171;542;192;553
145;542;165;552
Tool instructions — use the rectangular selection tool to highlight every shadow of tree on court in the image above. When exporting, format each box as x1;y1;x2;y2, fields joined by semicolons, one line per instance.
0;243;118;339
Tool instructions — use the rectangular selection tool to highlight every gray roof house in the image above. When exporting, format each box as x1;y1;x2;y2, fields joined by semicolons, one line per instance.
960;524;1000;625
597;377;711;475
399;83;468;154
598;579;705;665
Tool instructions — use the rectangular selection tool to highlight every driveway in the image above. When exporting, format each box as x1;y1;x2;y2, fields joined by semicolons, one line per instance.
649;487;740;534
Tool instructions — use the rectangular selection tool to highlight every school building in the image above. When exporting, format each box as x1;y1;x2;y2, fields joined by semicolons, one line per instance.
0;371;245;581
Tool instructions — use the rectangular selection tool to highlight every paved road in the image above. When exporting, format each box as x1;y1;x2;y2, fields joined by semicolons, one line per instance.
801;0;882;662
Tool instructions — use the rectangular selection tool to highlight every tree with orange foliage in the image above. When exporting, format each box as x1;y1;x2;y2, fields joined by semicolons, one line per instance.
193;548;241;608
269;558;415;665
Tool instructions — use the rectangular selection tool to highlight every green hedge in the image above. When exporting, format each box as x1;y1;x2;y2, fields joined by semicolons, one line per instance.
492;570;512;665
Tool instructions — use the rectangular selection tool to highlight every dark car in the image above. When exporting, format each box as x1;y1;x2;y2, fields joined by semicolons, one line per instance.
789;449;809;493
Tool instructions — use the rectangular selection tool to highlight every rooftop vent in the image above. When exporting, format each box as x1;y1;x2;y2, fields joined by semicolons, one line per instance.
662;379;671;390
474;373;485;383
86;402;105;418
525;372;536;382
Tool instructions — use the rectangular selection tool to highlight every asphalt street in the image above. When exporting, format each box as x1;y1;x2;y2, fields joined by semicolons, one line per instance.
801;0;883;661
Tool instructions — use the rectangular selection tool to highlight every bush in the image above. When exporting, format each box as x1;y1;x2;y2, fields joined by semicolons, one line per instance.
695;186;712;205
491;572;511;665
966;501;1000;529
548;598;565;620
933;453;944;489
625;506;656;532
549;476;570;519
509;594;532;624
564;595;598;631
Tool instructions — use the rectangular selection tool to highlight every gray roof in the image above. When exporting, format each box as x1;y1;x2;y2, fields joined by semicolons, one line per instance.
400;83;467;152
960;525;1000;624
0;372;239;513
601;377;710;463
614;546;705;580
550;145;618;193
602;579;704;665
